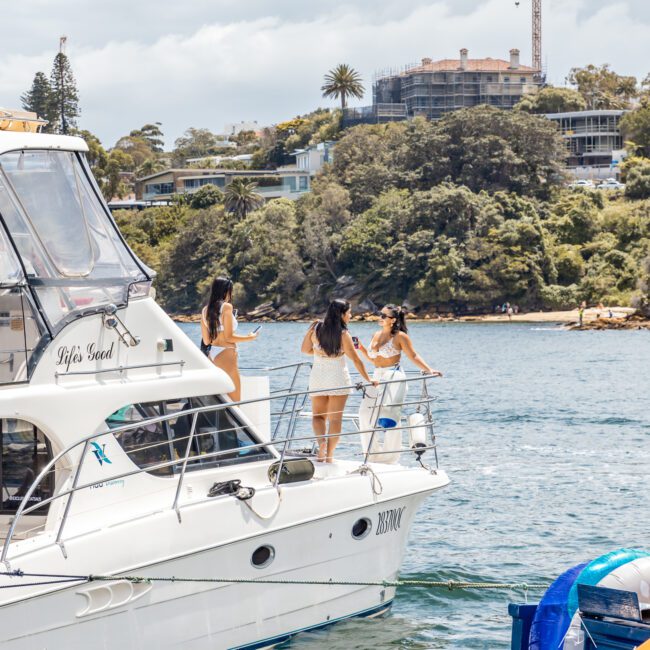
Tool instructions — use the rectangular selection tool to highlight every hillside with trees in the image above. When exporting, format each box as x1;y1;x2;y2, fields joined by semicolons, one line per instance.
114;105;650;316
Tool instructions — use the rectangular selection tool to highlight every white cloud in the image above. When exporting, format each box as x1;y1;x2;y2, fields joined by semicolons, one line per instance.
0;0;648;147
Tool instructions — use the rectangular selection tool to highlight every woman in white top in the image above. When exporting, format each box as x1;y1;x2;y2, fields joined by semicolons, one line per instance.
201;277;258;401
357;305;442;462
301;299;376;463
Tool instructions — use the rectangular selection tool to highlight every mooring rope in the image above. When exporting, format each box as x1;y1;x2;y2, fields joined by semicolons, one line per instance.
0;570;547;592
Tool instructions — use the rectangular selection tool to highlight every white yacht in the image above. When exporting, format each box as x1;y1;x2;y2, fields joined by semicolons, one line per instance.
0;113;449;649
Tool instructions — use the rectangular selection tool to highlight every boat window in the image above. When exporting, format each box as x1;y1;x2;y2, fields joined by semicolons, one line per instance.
0;226;22;286
0;285;49;385
0;419;54;515
106;396;272;476
0;150;148;332
105;402;173;477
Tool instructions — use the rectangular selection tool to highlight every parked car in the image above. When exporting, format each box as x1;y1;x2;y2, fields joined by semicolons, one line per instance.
568;179;595;189
596;180;625;190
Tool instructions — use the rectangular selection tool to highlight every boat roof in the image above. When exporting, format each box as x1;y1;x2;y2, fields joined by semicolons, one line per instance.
0;131;89;156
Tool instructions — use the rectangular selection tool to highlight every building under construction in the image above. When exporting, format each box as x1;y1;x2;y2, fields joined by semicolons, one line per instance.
344;48;541;127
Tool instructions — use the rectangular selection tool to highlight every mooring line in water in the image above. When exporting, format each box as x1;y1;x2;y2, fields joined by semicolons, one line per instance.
0;570;547;593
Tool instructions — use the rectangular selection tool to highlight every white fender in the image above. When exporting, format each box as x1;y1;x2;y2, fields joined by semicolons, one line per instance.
408;412;427;450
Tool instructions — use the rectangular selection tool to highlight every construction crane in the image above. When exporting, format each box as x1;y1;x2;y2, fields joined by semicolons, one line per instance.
515;0;542;72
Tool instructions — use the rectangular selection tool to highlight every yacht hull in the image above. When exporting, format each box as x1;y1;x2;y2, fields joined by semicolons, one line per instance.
0;487;439;649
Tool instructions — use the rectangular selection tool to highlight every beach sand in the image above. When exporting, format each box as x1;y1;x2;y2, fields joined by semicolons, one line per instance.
460;307;636;323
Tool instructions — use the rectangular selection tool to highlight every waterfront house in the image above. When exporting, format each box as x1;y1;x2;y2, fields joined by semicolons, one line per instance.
134;168;310;202
544;109;627;180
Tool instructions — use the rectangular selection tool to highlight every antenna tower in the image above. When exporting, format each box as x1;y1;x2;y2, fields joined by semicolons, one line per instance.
532;0;541;71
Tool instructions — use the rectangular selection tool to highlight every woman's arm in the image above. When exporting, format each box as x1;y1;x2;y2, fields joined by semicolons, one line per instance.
301;321;317;355
396;333;443;376
200;308;211;345
356;335;374;363
221;303;257;343
342;332;376;384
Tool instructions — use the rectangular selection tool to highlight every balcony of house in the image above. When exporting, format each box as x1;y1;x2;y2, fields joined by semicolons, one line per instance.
142;181;175;201
182;171;310;200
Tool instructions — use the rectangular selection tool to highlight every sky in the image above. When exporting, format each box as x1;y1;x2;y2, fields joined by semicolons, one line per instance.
1;0;648;148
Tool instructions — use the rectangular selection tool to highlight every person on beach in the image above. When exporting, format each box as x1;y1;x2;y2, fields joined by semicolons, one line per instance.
201;276;258;402
301;299;376;463
578;301;586;328
356;305;442;462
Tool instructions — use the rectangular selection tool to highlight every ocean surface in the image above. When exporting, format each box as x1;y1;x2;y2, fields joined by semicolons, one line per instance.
178;320;650;649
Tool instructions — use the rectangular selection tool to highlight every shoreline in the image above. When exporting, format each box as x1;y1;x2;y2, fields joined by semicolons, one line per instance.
173;306;649;328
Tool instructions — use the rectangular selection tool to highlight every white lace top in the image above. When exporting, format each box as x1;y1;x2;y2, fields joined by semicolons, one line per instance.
367;335;400;359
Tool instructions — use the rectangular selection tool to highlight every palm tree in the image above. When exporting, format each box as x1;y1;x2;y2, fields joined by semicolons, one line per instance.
321;64;365;110
224;178;264;219
137;158;165;177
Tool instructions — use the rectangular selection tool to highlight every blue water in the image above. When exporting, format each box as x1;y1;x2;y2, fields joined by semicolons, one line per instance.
178;321;650;649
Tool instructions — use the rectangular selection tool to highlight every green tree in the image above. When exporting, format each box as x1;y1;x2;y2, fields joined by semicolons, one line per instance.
321;64;365;110
101;149;134;200
567;64;637;109
299;181;353;281
172;128;219;166
114;135;157;168
624;159;650;200
620;105;650;157
432;106;566;197
20;72;57;131
49;52;80;134
188;185;224;209
157;207;227;312
227;199;305;305
224;178;263;219
136;158;165;177
130;123;165;152
515;86;587;114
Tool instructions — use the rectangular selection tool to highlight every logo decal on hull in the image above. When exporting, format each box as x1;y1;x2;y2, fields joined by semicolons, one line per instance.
376;506;406;535
91;441;112;466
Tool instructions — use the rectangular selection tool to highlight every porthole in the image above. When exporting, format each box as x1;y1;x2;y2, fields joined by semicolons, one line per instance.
352;517;372;540
251;545;275;568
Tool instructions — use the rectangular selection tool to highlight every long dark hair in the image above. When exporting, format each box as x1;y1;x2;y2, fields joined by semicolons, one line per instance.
206;276;233;340
384;304;408;335
316;299;350;357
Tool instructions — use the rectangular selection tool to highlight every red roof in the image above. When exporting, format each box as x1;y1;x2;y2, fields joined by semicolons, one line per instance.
406;58;536;74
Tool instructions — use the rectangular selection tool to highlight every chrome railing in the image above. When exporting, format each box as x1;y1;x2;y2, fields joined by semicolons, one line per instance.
0;370;440;565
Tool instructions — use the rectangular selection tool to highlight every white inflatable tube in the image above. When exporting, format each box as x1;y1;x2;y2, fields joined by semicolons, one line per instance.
563;556;650;649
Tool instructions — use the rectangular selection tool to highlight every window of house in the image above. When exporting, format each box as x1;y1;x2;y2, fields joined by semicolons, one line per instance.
106;395;272;476
298;176;309;191
0;419;53;515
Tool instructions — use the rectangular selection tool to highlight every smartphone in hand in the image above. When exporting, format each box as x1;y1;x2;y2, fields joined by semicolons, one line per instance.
352;336;359;349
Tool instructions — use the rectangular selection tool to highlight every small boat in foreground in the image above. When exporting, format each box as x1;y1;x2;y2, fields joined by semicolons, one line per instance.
510;548;650;650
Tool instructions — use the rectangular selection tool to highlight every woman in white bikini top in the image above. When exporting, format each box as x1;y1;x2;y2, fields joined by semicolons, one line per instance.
200;276;258;402
358;304;442;375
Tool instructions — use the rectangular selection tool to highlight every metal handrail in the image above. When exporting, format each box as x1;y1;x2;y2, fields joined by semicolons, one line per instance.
1;372;440;563
55;360;185;378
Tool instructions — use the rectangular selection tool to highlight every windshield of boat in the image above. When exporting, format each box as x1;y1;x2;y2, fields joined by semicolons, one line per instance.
0;150;148;332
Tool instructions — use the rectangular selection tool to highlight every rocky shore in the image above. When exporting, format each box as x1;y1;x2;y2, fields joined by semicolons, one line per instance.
565;313;650;331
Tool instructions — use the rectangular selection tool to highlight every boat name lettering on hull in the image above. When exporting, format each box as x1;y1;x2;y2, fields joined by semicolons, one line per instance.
55;343;115;371
376;506;406;535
